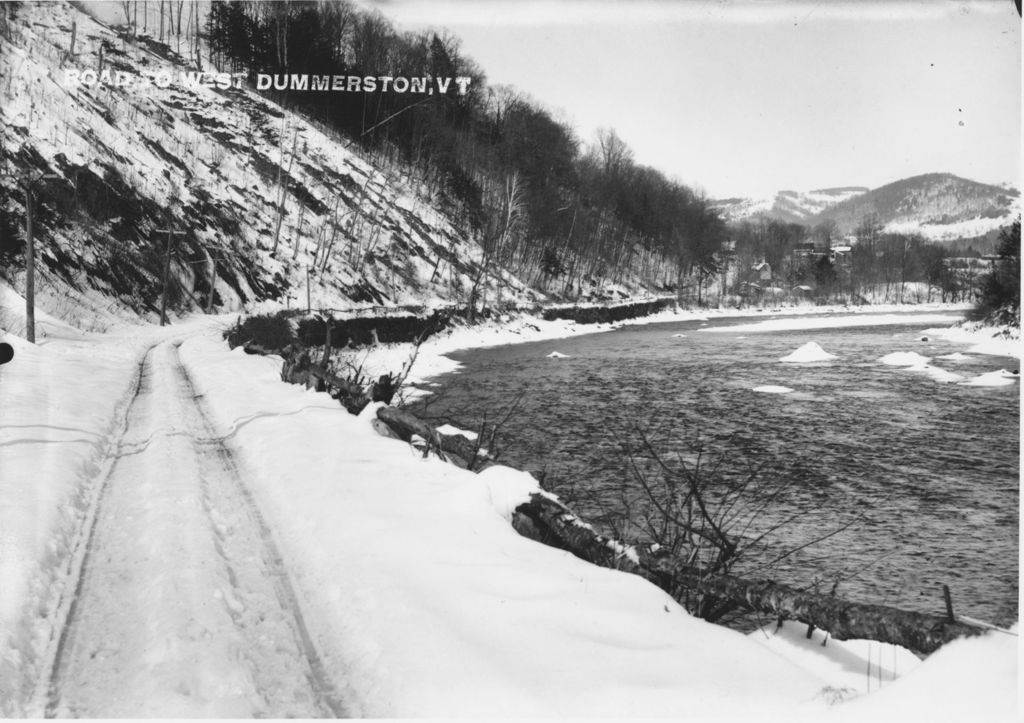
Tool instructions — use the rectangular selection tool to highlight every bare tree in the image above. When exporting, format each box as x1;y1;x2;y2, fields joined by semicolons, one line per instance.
467;171;524;320
595;127;634;179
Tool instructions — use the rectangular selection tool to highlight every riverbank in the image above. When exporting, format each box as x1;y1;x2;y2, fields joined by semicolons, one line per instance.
334;300;982;399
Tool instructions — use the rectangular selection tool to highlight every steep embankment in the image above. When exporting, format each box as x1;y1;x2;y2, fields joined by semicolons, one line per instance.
0;2;540;329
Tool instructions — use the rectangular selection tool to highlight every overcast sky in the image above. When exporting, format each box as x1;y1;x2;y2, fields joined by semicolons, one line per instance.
366;0;1021;199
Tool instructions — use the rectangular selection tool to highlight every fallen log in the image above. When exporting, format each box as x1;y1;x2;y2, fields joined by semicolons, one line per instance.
513;491;986;656
376;406;488;469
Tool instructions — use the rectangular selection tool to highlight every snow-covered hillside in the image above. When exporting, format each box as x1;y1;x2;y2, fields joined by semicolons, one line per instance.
713;186;868;224
815;173;1020;241
0;2;541;325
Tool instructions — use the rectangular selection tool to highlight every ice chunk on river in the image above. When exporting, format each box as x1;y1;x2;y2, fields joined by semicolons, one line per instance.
752;385;794;394
959;370;1019;387
546;351;570;359
436;424;479;441
779;342;836;363
879;351;931;366
906;364;964;384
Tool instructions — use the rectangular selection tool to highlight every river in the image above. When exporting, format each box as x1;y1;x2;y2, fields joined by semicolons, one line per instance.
416;311;1019;626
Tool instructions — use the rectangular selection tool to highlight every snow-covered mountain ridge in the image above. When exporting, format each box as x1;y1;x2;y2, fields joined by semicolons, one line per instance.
713;186;868;224
714;173;1019;242
0;2;544;327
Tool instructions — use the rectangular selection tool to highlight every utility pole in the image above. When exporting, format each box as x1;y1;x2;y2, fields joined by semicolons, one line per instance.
23;181;35;342
7;170;59;343
156;216;186;326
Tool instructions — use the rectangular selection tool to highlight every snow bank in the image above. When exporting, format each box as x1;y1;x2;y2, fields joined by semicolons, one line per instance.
936;352;973;361
178;330;831;717
332;314;604;396
749;621;922;699
702;311;965;334
829;627;1019;721
924;322;1022;359
780;342;837;362
546;350;570;358
879;351;932;366
0;328;148;713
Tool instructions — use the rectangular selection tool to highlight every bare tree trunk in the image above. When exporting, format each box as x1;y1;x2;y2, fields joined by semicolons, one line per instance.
176;0;183;52
292;201;307;260
271;121;298;257
64;20;76;66
512;491;986;656
376;406;487;469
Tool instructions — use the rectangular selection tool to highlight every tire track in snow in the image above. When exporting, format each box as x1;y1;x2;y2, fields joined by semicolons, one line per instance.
44;342;347;717
27;344;154;717
176;343;349;717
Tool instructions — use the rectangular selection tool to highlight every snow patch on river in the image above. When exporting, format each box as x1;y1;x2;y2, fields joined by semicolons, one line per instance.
780;342;837;362
753;385;795;394
959;370;1019;387
879;351;932;366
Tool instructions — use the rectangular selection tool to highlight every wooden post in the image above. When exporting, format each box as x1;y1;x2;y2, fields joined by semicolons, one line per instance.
943;584;955;623
156;220;186;326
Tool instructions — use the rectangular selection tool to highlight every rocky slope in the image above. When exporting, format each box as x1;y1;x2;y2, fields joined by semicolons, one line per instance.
0;1;542;328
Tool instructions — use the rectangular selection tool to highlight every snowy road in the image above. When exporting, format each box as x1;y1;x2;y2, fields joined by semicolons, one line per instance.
43;342;346;717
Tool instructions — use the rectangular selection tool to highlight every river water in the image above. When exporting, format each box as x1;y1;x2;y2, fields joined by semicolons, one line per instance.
418;312;1019;626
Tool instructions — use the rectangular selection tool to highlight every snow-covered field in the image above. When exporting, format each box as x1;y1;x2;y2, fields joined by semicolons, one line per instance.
1;296;1019;717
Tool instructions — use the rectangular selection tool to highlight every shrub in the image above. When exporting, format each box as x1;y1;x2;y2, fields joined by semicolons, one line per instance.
224;312;296;351
970;220;1020;325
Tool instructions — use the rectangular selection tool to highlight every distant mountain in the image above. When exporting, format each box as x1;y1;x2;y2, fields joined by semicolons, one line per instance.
808;173;1020;242
715;174;1019;243
712;187;868;224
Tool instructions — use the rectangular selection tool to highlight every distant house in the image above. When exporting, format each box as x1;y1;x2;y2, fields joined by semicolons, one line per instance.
753;261;772;282
830;246;852;265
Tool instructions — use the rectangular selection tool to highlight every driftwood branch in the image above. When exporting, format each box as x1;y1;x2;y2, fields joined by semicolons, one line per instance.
376;406;488;469
513;491;986;656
